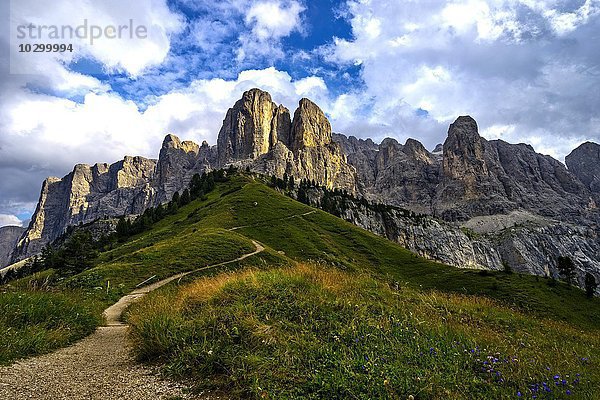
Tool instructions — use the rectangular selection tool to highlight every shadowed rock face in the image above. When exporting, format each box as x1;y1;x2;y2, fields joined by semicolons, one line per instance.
336;114;593;222
0;226;25;268
566;142;600;196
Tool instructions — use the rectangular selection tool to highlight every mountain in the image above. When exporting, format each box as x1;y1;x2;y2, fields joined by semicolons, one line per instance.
0;226;25;269
336;116;595;223
4;88;599;294
9;89;355;264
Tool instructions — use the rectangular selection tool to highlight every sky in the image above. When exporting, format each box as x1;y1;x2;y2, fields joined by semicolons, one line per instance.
1;0;599;228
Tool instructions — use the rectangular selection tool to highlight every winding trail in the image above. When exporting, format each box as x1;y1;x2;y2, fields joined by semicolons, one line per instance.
0;240;264;400
228;210;316;231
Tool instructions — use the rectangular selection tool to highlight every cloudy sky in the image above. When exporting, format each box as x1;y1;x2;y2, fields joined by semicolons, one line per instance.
1;0;599;227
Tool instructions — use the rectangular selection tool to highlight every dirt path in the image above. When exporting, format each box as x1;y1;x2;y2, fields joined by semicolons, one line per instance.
0;241;264;400
228;210;316;231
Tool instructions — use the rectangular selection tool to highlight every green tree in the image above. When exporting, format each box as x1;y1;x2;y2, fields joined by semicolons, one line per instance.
154;204;166;220
557;256;575;285
59;231;98;275
585;272;597;298
172;191;181;206
190;173;203;199
116;216;131;240
283;173;289;189
41;244;58;269
180;189;191;206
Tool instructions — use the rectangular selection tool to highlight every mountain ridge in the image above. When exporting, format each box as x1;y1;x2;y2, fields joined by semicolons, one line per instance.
3;88;599;293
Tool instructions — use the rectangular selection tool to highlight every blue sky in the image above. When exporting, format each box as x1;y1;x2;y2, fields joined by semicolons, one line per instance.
1;0;600;227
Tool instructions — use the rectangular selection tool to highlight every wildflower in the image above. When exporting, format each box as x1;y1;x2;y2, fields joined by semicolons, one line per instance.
517;391;522;397
566;389;572;395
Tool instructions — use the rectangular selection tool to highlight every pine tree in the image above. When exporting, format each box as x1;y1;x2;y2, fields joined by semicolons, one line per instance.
116;216;131;239
585;272;598;298
41;244;57;269
172;191;181;206
190;173;202;198
60;231;98;275
283;173;289;189
180;189;191;206
557;256;575;285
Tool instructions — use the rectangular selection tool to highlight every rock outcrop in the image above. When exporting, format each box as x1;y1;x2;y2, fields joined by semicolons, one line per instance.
0;226;25;268
335;115;595;223
217;89;291;165
566;142;600;196
155;134;217;203
12;157;158;260
219;89;357;192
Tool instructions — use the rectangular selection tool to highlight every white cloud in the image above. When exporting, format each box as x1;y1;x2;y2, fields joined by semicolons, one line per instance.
245;0;305;40
0;214;22;228
238;0;306;60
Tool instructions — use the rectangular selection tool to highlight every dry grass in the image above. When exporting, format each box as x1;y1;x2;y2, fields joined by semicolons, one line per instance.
128;264;600;399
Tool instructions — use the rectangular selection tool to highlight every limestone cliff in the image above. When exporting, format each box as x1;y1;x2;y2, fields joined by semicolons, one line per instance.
335;115;595;223
566;142;600;202
12;157;158;260
0;226;25;268
218;89;291;165
218;89;357;192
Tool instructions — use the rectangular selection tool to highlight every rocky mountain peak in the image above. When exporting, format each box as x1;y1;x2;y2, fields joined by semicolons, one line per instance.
0;226;26;269
443;115;488;180
566;141;600;194
449;115;479;136
162;134;199;155
290;98;332;150
217;88;290;165
404;138;432;163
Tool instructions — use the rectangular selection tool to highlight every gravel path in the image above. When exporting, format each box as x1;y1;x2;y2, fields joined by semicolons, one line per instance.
0;241;264;399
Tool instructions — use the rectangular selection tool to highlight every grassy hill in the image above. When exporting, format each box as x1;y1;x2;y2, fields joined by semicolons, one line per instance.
2;171;600;398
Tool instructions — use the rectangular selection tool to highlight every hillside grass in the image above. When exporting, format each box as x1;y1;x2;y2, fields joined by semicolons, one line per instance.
179;179;600;330
0;289;103;365
128;264;599;399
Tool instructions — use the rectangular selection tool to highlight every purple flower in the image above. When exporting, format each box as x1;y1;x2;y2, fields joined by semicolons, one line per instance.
566;389;572;395
517;391;522;397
